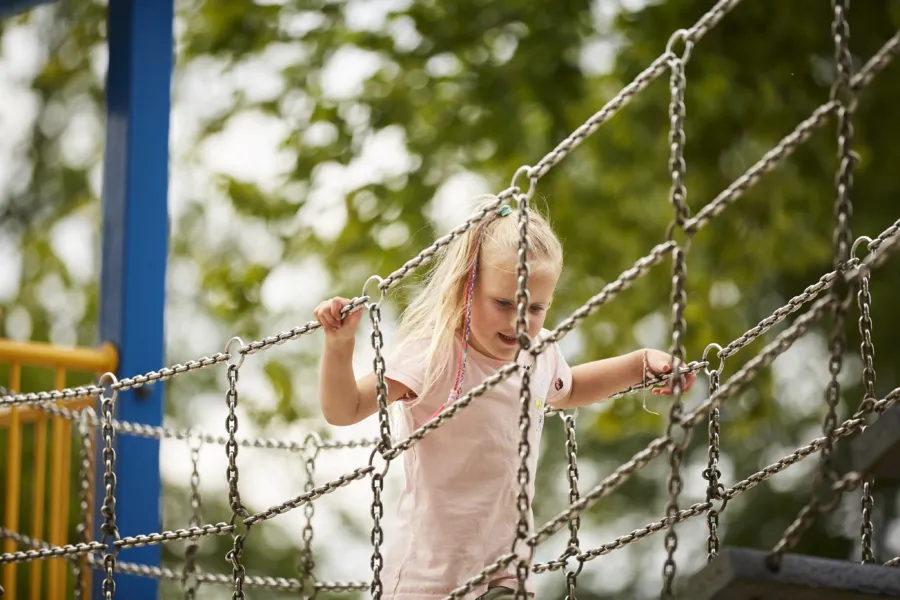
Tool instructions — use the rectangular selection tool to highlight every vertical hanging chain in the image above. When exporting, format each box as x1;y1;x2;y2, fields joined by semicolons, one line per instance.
183;433;203;599
368;300;393;452
563;414;583;600
366;288;392;600
99;374;120;599
702;362;723;562
856;252;877;564
73;408;95;600
661;29;692;600
771;2;858;567
513;186;534;600
860;480;875;564
224;337;249;600
822;0;857;485
299;433;320;598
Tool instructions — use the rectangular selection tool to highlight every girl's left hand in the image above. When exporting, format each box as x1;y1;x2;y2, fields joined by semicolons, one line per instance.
643;349;697;395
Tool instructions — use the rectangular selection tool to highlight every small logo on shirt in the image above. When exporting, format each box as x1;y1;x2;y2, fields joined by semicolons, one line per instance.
535;397;545;432
554;378;564;391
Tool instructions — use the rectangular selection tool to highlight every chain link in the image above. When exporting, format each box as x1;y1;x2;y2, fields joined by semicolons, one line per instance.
183;434;203;599
510;191;535;600
298;434;319;598
703;369;724;562
224;357;250;599
661;45;691;593
856;267;877;413
86;555;369;591
370;464;386;600
662;245;689;599
562;414;582;600
368;302;393;451
860;479;875;564
73;409;95;600
532;242;676;354
98;375;120;599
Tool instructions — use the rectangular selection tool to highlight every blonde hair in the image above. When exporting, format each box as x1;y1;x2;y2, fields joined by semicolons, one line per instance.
394;195;564;401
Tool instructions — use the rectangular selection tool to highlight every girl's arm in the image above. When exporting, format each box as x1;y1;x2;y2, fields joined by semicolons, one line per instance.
551;349;695;410
316;298;411;426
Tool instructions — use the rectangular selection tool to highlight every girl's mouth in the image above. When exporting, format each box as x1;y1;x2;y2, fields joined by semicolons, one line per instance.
498;333;517;346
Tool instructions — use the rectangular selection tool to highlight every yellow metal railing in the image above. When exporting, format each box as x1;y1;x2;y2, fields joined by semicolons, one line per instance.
1;339;117;599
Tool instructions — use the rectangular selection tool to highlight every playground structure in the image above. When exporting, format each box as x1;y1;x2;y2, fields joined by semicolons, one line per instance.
1;0;900;599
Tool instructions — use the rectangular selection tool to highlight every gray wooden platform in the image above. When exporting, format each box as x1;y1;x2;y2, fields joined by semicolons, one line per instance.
683;548;900;599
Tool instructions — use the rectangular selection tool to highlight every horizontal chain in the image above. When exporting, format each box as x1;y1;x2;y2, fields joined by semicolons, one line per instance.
243;465;375;527
114;523;235;549
533;242;676;354
533;404;894;575
87;556;367;592
443;553;519;600
718;259;858;360
530;436;671;546
850;28;900;92
0;540;105;565
384;363;520;461
684;30;900;234
529;0;747;181
683;294;834;429
34;401;377;452
381;195;509;291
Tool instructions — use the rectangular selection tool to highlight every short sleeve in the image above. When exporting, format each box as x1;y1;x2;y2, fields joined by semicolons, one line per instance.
384;338;429;399
546;340;573;405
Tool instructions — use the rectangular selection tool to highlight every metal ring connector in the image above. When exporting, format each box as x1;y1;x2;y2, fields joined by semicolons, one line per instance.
665;28;693;63
225;336;246;369
510;165;537;207
98;372;119;402
303;431;323;461
362;275;386;308
851;235;873;261
702;343;725;376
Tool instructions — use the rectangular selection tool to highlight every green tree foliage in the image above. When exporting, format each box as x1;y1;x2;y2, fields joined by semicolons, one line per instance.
1;0;899;598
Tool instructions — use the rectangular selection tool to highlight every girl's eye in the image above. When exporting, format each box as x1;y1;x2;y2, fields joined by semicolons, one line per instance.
494;299;512;308
529;306;545;313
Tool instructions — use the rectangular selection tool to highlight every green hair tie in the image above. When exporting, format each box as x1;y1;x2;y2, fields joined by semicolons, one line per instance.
498;205;512;217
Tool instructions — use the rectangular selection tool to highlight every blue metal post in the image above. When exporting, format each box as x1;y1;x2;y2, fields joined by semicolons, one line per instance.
97;0;172;597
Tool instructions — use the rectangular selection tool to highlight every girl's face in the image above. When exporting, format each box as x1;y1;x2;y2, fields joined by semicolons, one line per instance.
467;255;560;362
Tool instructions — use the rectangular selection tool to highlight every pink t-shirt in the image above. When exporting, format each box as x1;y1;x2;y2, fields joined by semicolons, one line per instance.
381;330;573;600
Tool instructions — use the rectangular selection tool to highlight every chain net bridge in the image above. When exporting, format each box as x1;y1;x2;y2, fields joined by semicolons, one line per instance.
3;0;900;598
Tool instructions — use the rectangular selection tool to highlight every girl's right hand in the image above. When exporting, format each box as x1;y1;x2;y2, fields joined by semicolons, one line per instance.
314;297;364;342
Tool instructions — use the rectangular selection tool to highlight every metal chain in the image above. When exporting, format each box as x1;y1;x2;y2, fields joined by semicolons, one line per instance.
73;409;95;600
662;245;689;599
367;293;392;600
822;0;855;482
183;434;203;599
98;375;120;599
299;435;319;598
224;351;250;600
368;301;393;451
562;414;582;600
532;242;676;354
856;259;877;564
856;266;877;413
703;368;723;562
661;35;691;597
512;189;534;600
369;462;386;600
770;0;860;567
86;555;369;592
861;479;875;564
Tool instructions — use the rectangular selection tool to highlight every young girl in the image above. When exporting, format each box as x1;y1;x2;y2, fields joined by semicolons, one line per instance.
314;198;695;600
